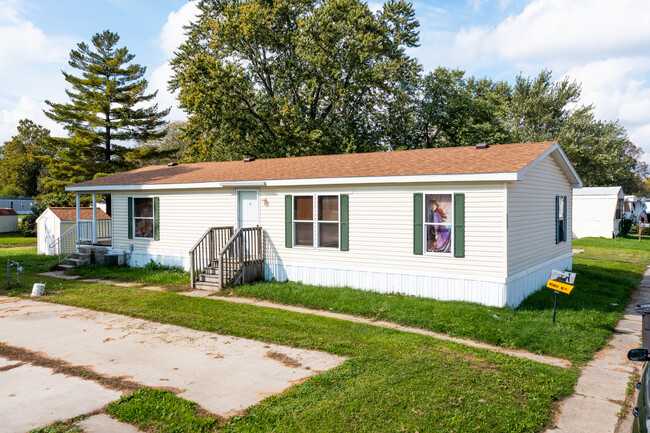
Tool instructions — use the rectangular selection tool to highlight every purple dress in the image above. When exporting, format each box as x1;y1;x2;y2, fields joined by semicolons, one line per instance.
433;211;451;252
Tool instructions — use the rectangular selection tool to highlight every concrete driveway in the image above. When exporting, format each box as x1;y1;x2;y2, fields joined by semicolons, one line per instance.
0;296;345;432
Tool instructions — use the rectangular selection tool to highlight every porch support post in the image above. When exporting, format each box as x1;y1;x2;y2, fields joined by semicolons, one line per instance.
92;193;97;245
75;194;81;246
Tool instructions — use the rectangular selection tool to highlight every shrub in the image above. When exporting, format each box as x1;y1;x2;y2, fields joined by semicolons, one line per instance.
619;217;634;236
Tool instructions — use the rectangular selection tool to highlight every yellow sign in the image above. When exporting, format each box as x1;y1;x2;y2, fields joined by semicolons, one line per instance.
546;279;574;295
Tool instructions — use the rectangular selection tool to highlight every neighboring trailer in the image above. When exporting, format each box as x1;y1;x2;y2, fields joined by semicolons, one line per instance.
67;141;582;308
0;196;35;215
572;187;624;239
0;208;19;233
624;196;648;224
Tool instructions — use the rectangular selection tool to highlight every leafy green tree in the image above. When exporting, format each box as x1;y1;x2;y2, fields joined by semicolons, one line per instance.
414;68;510;148
0;119;53;197
128;121;189;167
503;69;581;143
170;0;421;160
42;30;170;192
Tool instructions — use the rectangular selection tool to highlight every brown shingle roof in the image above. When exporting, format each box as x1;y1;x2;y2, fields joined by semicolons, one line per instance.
0;208;18;216
70;141;557;188
49;207;110;221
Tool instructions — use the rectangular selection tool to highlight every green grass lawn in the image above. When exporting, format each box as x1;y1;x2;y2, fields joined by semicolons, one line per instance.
69;263;189;287
0;231;36;245
220;235;650;365
1;246;577;432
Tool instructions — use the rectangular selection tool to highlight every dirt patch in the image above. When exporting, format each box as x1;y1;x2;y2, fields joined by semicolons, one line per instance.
266;351;302;368
0;343;142;394
0;243;36;248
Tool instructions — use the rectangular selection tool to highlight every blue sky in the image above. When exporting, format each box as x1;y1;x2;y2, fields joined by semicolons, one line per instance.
2;0;650;165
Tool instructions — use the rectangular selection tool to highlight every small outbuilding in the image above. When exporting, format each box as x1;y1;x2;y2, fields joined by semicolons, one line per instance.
572;187;624;239
37;207;111;255
0;208;19;233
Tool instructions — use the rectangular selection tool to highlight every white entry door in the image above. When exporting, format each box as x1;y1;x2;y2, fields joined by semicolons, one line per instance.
237;190;259;228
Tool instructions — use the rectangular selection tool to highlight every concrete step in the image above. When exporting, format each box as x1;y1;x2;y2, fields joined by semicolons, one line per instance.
64;258;90;267
70;252;91;259
194;281;219;291
57;264;78;271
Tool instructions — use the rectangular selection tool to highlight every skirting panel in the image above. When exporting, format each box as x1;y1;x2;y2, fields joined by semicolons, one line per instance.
265;261;508;307
504;255;573;308
128;251;188;270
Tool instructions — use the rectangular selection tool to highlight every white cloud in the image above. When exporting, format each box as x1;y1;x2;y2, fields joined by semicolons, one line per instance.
453;0;650;64
158;1;199;59
0;96;65;142
149;1;200;123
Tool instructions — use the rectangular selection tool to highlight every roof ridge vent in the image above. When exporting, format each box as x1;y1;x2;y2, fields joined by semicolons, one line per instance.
244;157;256;162
476;143;489;149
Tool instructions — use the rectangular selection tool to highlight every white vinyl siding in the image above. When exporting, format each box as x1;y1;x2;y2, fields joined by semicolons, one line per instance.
0;215;19;233
507;154;573;275
112;189;234;262
572;191;623;239
262;183;507;279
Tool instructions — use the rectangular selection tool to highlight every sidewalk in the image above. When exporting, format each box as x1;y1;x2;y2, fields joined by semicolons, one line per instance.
546;267;650;433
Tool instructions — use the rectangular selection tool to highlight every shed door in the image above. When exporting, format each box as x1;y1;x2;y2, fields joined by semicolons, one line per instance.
237;191;259;228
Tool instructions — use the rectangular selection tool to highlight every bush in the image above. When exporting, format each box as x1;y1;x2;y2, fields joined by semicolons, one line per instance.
19;214;38;237
619;217;634;236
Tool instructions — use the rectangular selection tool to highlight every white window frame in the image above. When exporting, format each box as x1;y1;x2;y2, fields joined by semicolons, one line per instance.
132;196;155;240
557;195;567;243
423;192;454;256
292;193;341;250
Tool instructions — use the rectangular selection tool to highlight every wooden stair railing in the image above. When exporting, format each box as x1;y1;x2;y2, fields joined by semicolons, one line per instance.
217;226;264;288
189;226;234;289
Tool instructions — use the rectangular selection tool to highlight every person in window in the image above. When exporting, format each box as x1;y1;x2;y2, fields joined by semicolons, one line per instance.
428;200;451;253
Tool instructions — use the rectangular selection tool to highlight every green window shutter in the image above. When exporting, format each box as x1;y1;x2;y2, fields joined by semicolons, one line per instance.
285;195;292;248
413;193;423;255
340;194;349;251
153;197;160;241
127;197;133;240
562;195;567;242
555;195;560;244
454;193;465;258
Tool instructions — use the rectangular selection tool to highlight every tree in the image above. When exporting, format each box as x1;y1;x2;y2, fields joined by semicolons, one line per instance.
414;68;510;149
127;121;189;167
170;0;421;161
503;70;581;143
42;30;170;192
0;119;53;197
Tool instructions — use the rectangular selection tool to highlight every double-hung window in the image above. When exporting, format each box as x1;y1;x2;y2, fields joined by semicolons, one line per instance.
424;194;453;254
556;195;567;243
134;197;154;239
293;195;340;248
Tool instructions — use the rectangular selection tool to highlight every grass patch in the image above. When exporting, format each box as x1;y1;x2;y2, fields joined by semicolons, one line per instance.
68;262;189;288
0;231;36;245
222;235;650;364
107;388;221;432
0;246;577;432
29;421;82;433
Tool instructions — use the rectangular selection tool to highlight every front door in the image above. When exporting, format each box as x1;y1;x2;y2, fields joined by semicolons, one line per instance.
237;190;259;229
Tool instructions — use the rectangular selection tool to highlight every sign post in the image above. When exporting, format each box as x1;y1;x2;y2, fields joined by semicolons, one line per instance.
547;270;576;324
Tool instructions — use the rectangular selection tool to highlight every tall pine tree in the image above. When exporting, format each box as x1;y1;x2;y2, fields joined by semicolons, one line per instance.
43;30;170;193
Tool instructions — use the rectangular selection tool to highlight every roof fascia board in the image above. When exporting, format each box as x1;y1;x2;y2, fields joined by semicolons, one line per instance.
517;142;583;188
66;172;520;192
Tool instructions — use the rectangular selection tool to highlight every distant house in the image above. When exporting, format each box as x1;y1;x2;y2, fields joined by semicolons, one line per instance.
572;187;624;239
37;207;111;256
0;196;35;215
66;141;582;308
624;196;648;224
0;208;19;233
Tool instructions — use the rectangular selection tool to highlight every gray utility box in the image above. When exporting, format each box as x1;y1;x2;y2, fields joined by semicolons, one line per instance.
104;253;125;267
635;303;650;350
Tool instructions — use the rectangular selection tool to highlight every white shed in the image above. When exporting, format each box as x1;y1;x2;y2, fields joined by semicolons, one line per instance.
572;187;624;239
0;208;19;233
37;207;110;255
